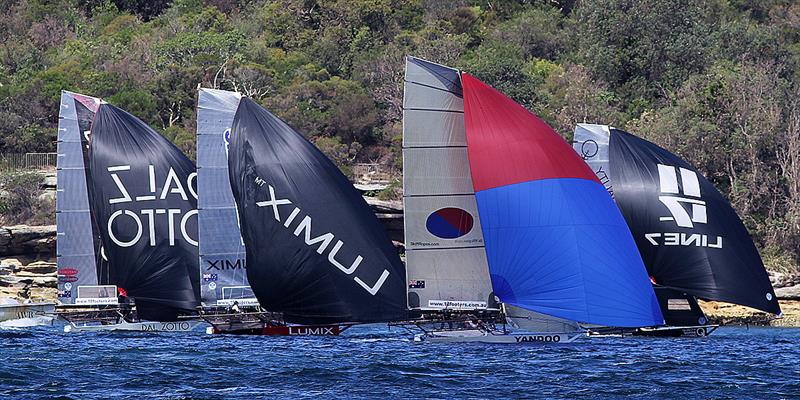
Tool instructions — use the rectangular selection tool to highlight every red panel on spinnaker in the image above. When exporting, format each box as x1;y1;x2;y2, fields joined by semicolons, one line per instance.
460;74;599;192
461;73;663;327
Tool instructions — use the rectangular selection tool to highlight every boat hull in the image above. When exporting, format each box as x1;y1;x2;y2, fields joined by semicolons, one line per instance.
634;325;718;337
64;319;205;333
0;303;56;328
587;324;719;338
415;329;583;344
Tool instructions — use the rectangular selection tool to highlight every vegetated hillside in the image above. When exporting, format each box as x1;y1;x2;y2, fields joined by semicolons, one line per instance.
0;0;798;274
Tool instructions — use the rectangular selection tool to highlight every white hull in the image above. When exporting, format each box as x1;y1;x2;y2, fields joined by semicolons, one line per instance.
64;319;206;333
415;329;583;344
0;302;55;328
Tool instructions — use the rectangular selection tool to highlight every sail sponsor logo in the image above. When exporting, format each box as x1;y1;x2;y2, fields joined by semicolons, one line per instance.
514;335;561;343
574;138;615;197
205;258;245;271
58;267;78;283
104;164;198;248
428;300;487;310
253;177;391;296
202;273;218;282
647;164;723;248
656;164;706;228
58;268;79;276
644;232;722;248
223;129;231;157
426;207;474;239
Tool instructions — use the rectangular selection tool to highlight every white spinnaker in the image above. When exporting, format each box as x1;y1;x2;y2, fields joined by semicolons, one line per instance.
402;57;494;311
56;91;101;304
197;88;255;307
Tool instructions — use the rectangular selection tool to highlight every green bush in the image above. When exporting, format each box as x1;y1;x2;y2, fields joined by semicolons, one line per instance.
0;172;54;226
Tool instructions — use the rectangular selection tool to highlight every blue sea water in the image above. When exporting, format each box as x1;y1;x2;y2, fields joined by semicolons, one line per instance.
1;324;798;399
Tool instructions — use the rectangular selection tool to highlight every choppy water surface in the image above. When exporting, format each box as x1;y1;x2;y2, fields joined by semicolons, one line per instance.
1;325;798;399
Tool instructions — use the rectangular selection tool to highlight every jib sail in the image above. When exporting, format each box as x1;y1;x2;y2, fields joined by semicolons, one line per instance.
461;74;663;327
402;56;495;312
573;124;780;315
227;98;407;323
88;103;200;321
56;91;102;304
196;88;255;307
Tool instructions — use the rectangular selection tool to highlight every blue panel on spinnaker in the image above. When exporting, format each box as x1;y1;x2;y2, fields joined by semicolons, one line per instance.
475;178;664;327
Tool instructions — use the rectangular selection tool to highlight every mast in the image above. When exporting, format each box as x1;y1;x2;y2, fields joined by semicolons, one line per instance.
196;88;255;307
87;104;200;321
461;73;664;328
227;98;407;323
402;57;496;313
573;124;781;315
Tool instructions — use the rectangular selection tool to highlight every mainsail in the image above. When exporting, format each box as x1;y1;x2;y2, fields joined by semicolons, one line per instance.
88;103;200;321
56;91;102;304
227;98;407;323
402;57;495;311
573;124;781;315
461;73;663;327
196;88;255;307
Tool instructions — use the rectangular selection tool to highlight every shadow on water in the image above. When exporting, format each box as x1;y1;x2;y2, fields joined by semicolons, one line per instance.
0;324;798;399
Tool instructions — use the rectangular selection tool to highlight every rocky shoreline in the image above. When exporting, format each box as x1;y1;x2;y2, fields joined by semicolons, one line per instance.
2;223;799;327
0;225;57;302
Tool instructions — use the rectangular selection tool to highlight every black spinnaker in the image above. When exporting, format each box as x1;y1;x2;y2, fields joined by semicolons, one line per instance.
573;124;780;315
88;104;200;321
227;98;407;324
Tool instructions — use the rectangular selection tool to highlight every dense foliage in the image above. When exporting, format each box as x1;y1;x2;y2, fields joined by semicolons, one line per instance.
0;0;798;273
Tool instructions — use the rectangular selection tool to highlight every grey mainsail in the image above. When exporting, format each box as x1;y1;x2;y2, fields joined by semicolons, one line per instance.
196;88;255;307
402;57;495;311
56;91;102;304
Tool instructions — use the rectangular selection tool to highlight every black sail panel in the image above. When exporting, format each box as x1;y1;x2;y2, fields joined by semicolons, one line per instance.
227;98;407;323
608;128;780;314
88;104;200;321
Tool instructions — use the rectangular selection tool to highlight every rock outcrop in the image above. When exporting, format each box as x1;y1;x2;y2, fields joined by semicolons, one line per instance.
0;256;57;302
0;225;56;256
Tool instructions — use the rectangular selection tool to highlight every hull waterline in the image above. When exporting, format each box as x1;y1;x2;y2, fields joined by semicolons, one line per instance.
415;329;583;343
63;319;206;333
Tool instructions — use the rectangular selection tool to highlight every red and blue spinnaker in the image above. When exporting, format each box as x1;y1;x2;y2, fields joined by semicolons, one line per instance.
461;73;663;327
